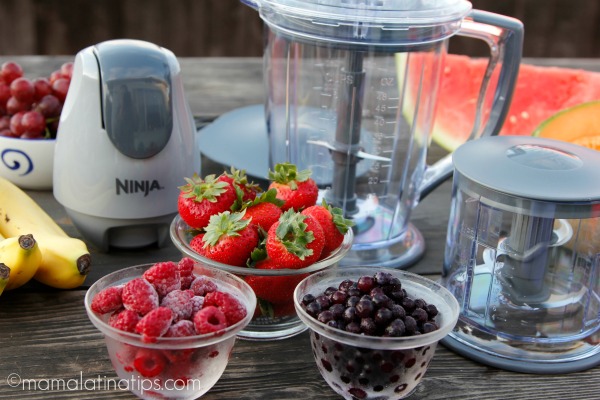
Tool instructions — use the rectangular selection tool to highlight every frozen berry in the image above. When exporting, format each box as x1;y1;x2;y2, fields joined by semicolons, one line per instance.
133;348;166;377
194;306;227;334
177;257;195;289
109;309;141;333
160;289;194;322
135;307;173;340
121;278;159;315
91;285;123;314
204;291;247;325
143;261;181;297
165;320;196;337
190;295;205;315
190;275;218;296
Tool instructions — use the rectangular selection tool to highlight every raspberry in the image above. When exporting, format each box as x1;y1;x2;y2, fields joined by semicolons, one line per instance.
204;291;247;325
178;257;196;290
190;275;218;296
190;295;205;315
133;348;167;377
135;307;173;340
143;261;181;297
193;306;227;334
160;289;194;322
165;320;196;337
122;278;159;315
109;309;141;333
91;285;123;314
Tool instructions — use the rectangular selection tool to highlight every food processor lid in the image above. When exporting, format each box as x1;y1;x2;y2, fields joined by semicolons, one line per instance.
453;136;600;205
242;0;473;46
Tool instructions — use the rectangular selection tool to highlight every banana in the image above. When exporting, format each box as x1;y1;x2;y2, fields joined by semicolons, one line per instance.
0;234;43;290
0;177;66;238
0;176;92;289
0;263;10;296
33;235;92;289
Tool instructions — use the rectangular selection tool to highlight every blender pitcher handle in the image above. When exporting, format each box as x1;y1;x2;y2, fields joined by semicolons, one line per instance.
419;10;523;200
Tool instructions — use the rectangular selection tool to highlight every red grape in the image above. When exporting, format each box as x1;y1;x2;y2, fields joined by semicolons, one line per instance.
1;62;23;84
0;128;17;138
10;77;35;103
0;115;10;130
33;78;53;101
0;82;11;104
9;111;26;136
34;94;62;118
52;78;70;103
20;110;46;137
60;62;74;80
6;96;30;115
49;70;63;84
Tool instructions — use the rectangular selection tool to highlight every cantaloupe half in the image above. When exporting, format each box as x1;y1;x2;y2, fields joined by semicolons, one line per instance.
532;101;600;151
412;54;600;152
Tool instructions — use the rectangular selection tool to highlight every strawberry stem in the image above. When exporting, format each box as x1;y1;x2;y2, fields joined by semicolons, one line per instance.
275;209;315;259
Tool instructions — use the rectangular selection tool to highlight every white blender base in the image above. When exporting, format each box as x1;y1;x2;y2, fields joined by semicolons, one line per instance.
66;208;175;252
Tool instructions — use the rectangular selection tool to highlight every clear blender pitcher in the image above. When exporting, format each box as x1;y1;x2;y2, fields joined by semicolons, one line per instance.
243;0;523;268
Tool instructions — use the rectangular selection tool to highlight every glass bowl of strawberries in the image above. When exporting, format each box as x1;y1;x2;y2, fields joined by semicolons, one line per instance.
84;259;256;400
170;163;354;340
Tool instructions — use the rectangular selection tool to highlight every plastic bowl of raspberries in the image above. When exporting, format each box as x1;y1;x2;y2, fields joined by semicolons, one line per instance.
294;266;460;400
85;259;256;400
170;163;354;340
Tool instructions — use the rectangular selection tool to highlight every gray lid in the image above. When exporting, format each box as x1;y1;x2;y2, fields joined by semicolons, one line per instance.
453;136;600;204
242;0;472;47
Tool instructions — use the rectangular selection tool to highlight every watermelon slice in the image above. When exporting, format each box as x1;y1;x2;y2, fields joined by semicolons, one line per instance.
425;54;600;151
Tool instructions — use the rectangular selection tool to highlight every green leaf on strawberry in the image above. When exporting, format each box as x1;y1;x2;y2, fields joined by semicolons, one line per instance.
268;162;311;190
274;209;315;259
323;199;355;234
179;173;229;203
203;210;251;248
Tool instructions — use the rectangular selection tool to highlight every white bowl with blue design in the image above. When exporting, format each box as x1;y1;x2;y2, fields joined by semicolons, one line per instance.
0;136;55;190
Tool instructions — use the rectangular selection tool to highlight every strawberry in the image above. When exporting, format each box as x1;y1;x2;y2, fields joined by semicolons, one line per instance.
241;188;284;231
189;210;259;267
301;201;354;256
177;173;237;230
266;209;325;269
220;167;261;204
245;258;309;305
268;162;318;211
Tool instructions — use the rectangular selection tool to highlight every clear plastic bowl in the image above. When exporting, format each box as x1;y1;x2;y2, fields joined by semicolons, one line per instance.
84;263;256;400
294;266;459;399
170;214;353;341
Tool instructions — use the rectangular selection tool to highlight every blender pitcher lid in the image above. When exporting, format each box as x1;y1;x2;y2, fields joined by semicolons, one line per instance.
243;0;473;46
452;136;600;217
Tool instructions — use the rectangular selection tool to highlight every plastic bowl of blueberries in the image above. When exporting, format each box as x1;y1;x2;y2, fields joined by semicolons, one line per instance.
294;266;459;400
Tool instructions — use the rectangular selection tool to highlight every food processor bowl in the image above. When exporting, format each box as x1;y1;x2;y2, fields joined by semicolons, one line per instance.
441;135;600;373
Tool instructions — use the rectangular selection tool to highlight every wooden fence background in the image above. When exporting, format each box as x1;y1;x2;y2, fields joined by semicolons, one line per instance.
0;0;598;58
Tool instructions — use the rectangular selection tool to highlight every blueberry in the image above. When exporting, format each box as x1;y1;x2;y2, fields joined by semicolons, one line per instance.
346;295;360;308
404;316;417;335
343;306;358;323
357;275;375;293
356;299;375;318
384;319;405;337
318;310;335;324
425;304;439;318
331;290;348;305
315;295;331;309
373;271;392;286
338;279;355;292
305;301;322;317
330;303;345;320
390;304;406;319
324;286;337;296
346;321;361;334
412;308;428;324
374;307;393;326
302;293;315;305
360;318;377;335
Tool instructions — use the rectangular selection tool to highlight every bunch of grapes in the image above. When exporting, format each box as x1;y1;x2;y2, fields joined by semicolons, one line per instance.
0;60;73;140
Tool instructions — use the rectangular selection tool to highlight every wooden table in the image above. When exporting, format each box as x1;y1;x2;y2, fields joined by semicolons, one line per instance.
1;56;599;399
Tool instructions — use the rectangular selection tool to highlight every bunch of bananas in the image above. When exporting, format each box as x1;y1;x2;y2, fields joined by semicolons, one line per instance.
0;177;92;296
